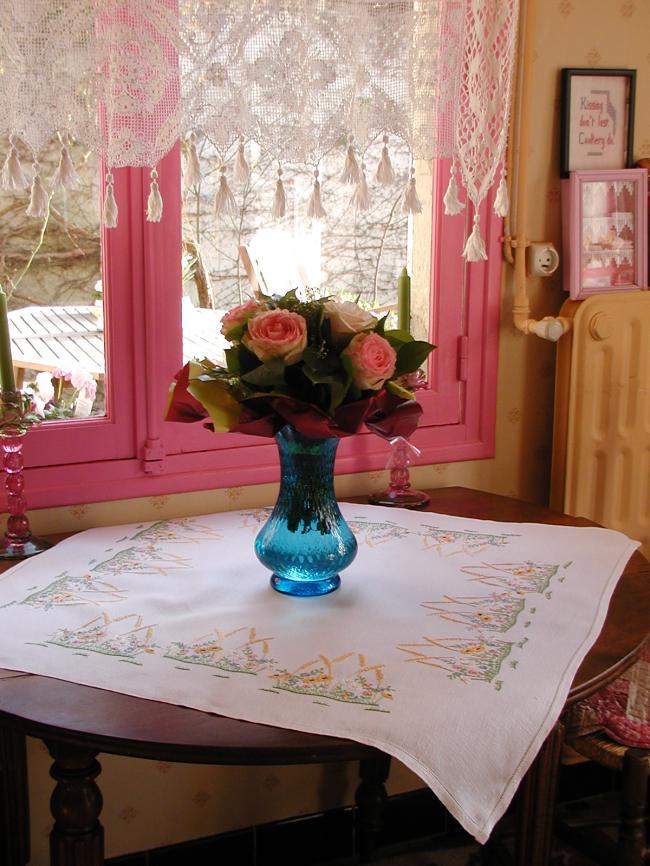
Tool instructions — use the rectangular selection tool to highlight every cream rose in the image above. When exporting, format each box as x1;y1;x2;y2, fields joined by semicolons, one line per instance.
323;300;377;341
243;309;307;364
342;332;397;391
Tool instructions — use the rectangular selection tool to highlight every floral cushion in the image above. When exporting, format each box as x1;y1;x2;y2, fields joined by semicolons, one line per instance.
565;644;650;748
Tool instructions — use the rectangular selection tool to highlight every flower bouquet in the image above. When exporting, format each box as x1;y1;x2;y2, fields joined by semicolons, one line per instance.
166;290;434;597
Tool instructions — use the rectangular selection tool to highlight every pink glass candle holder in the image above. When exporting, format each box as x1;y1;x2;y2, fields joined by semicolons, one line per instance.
0;410;51;559
368;435;430;509
368;369;430;510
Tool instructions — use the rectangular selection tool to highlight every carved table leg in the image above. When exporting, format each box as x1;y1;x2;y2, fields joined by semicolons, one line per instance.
355;752;391;863
514;721;564;866
46;741;104;866
0;728;29;866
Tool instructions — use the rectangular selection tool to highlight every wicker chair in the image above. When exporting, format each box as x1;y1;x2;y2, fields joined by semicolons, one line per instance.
562;730;649;866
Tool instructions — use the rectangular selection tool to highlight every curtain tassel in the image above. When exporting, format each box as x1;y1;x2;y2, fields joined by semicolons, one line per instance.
306;168;327;221
103;172;118;228
339;135;360;185
402;169;422;215
53;144;80;188
1;138;29;191
183;133;201;189
375;135;395;185
214;167;237;217
443;162;465;215
493;168;509;218
272;167;286;219
26;163;49;218
234;136;250;183
463;213;487;262
352;162;370;211
146;168;163;222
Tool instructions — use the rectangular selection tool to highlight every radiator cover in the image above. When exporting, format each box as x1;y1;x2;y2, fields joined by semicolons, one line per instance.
551;291;650;557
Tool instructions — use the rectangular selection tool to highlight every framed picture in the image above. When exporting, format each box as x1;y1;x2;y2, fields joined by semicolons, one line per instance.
560;68;636;178
561;168;647;300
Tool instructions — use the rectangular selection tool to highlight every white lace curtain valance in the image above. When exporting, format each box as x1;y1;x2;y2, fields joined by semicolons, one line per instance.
0;0;519;260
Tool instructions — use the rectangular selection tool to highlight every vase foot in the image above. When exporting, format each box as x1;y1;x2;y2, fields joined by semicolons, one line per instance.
270;573;341;597
0;536;52;560
368;488;430;509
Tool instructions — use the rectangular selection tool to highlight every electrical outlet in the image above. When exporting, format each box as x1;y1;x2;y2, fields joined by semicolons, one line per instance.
527;243;560;276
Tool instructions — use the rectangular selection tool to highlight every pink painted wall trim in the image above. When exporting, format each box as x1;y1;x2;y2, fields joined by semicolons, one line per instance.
6;155;501;510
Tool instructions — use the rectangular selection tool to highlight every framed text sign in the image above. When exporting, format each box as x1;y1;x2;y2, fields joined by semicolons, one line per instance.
560;69;636;178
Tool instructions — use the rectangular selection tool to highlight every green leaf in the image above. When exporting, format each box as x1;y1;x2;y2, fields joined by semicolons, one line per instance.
386;379;415;400
383;328;414;348
303;346;340;374
241;357;286;388
238;344;261;374
373;313;389;335
224;323;244;343
224;347;240;374
394;340;436;377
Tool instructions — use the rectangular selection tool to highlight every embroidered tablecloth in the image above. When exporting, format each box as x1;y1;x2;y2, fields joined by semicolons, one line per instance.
0;504;638;843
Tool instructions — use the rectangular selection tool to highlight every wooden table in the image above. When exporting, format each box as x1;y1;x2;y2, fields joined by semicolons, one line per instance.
7;304;227;386
0;488;648;866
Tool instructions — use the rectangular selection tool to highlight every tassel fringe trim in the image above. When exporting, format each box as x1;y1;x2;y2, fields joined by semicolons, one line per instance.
493;170;509;218
26;163;49;218
463;214;487;262
2;138;29;191
103;172;118;228
352;162;370;211
307;169;327;221
376;134;395;185
402;169;422;215
234;137;250;183
146;168;163;222
53;145;80;188
340;136;360;185
272;167;286;219
443;163;465;215
184;133;201;189
214;168;237;217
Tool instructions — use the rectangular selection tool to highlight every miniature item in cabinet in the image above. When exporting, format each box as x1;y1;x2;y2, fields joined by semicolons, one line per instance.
561;168;647;299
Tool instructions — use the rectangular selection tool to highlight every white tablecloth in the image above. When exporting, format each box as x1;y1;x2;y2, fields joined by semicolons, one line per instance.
0;504;638;843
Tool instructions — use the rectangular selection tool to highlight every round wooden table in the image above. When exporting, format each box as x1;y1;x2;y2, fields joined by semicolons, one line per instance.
0;488;648;866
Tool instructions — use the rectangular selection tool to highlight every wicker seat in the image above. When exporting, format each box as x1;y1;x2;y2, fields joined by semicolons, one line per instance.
562;730;650;866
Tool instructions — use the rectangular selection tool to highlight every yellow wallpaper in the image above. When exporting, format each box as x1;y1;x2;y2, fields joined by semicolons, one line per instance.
21;2;650;862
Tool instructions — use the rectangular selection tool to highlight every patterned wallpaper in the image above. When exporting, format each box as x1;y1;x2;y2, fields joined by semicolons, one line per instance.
23;2;650;862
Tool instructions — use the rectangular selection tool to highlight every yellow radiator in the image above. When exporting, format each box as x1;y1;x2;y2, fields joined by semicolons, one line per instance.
551;291;650;558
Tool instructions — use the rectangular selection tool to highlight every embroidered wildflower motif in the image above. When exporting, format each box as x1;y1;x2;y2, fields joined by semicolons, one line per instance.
461;562;559;594
129;519;223;544
346;517;515;556
164;627;274;674
46;613;157;662
18;572;127;610
397;635;513;684
91;545;191;576
421;592;525;632
239;508;272;529
268;652;394;709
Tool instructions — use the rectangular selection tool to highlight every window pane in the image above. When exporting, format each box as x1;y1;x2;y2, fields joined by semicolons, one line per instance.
0;136;104;420
181;137;412;338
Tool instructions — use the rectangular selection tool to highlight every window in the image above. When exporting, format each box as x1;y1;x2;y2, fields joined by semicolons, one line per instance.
10;144;501;509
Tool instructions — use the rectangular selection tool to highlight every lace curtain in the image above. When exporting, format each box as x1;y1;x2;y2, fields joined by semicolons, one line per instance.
0;0;518;259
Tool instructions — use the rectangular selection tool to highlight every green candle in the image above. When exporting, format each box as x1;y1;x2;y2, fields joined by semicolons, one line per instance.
397;266;410;332
0;287;16;394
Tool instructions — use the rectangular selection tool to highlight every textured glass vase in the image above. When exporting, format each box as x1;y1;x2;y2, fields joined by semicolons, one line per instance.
255;425;357;597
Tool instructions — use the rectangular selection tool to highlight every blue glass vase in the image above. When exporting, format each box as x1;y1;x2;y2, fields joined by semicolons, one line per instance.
255;425;358;597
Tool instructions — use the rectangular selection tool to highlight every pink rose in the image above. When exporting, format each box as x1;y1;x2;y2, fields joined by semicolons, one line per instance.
243;309;307;364
220;299;265;338
343;332;396;391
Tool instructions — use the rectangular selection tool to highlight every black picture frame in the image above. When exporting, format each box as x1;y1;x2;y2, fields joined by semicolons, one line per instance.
560;68;636;178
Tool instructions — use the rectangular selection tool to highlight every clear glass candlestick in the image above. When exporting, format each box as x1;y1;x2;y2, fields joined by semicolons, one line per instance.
368;435;430;509
0;427;51;560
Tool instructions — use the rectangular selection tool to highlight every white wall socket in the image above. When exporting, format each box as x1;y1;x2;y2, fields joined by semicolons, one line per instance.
527;242;560;276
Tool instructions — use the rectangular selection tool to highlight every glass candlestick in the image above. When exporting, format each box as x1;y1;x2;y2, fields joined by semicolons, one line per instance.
0;425;51;560
368;435;430;509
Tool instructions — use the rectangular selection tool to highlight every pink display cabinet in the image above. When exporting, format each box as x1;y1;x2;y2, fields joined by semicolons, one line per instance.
562;168;647;299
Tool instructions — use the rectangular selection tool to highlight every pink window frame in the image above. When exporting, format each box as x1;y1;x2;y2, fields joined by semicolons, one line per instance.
10;148;500;510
